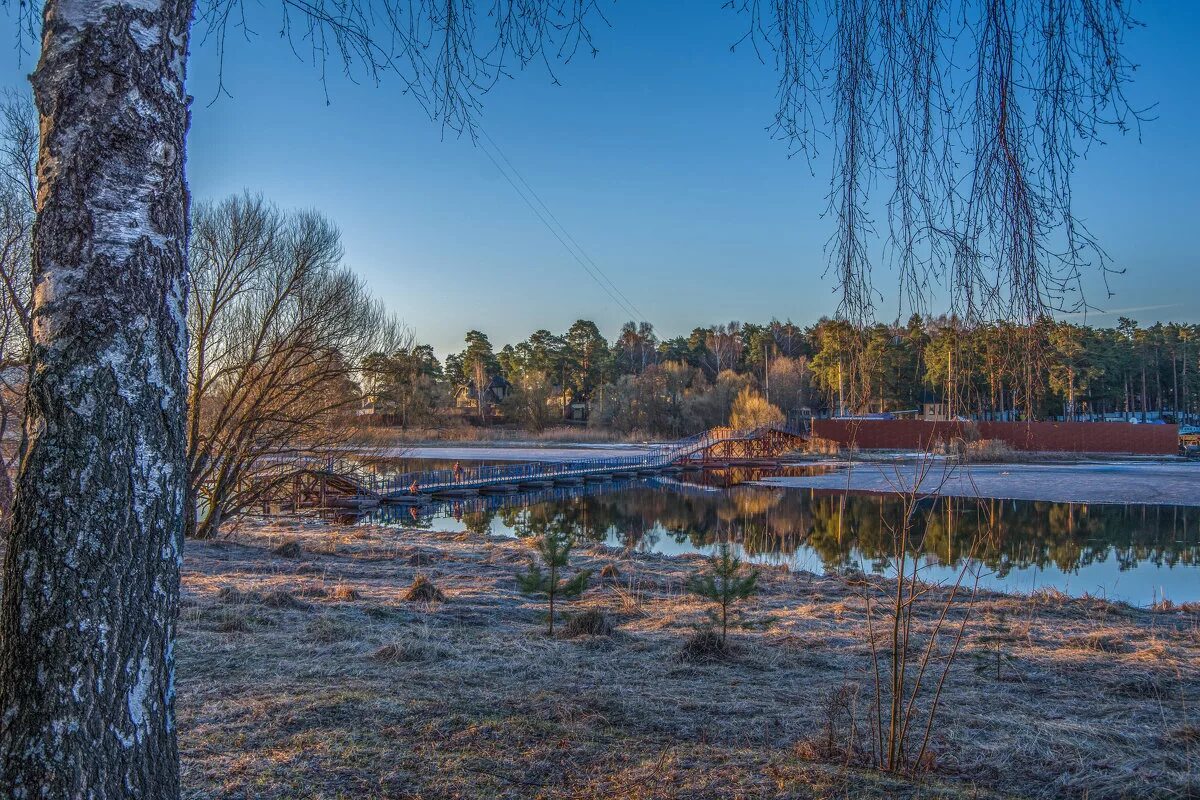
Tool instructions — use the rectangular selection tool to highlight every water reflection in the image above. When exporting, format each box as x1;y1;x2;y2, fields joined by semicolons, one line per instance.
354;464;1200;606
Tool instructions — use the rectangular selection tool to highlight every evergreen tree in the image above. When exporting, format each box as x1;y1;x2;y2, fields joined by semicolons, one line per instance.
565;319;610;396
688;544;760;646
516;531;592;635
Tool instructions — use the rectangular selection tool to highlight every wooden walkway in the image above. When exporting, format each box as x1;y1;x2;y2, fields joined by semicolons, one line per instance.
283;423;808;508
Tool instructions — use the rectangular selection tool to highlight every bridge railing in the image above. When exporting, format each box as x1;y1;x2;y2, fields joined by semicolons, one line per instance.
265;422;807;499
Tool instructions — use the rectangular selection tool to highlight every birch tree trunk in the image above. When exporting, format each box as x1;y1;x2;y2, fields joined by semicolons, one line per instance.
0;1;192;797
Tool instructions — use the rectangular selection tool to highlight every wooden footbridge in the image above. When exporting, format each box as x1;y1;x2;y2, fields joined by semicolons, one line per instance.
282;423;808;510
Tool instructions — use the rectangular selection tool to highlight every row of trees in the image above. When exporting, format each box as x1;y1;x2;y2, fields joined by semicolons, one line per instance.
365;314;1200;437
809;316;1200;422
1;185;1192;545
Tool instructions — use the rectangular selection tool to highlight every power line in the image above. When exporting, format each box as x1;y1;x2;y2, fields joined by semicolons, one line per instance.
480;129;648;323
476;129;648;325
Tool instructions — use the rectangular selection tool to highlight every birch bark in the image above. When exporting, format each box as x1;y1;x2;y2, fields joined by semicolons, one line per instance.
0;1;192;796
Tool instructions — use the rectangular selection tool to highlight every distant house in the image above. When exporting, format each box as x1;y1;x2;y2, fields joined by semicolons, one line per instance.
355;392;389;424
561;389;589;423
454;375;512;416
922;402;948;421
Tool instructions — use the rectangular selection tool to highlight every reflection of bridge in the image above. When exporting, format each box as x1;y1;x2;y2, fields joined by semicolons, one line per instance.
283;424;808;509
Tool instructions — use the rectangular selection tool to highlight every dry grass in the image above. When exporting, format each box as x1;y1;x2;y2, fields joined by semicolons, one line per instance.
270;539;303;559
678;629;733;662
559;608;615;639
177;517;1200;800
958;439;1017;462
403;574;446;603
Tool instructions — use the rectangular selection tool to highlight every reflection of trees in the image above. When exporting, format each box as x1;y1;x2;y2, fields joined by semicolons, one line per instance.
461;510;495;536
469;486;1200;575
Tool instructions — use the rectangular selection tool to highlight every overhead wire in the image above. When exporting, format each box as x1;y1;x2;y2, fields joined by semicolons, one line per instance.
476;129;648;326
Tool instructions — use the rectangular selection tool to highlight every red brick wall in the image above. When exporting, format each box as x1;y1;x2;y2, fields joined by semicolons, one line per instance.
810;419;1178;455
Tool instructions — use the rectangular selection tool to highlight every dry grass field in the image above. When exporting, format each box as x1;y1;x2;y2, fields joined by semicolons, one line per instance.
178;518;1200;799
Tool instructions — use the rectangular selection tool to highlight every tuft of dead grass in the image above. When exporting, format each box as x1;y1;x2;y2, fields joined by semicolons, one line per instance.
368;634;447;664
204;608;254;634
679;629;733;662
600;562;621;580
403;574;446;603
305;614;358;643
1152;598;1200;614
215;585;309;610
331;584;361;601
260;590;310;610
215;585;256;605
1063;630;1134;654
560;609;615;639
271;539;303;559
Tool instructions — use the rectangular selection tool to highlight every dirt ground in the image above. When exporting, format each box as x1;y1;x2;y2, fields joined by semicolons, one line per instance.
178;517;1200;799
760;459;1200;506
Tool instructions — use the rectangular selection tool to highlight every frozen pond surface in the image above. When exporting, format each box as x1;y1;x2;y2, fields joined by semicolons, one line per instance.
757;460;1200;506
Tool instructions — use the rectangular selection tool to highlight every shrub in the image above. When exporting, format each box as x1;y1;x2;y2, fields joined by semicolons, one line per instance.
730;387;785;429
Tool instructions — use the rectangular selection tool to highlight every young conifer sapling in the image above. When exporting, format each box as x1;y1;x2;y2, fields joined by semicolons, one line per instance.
516;530;592;635
688;543;760;646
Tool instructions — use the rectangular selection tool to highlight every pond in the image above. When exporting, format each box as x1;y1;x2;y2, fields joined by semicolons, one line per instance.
353;461;1200;607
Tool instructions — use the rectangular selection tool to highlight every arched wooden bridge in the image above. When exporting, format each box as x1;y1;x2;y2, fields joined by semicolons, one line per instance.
282;423;808;509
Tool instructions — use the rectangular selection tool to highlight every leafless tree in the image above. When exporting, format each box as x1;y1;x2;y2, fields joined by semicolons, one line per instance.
705;321;745;374
187;194;395;539
0;94;34;525
858;452;989;772
732;0;1143;323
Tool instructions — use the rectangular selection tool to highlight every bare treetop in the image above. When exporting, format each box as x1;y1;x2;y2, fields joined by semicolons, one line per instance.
3;0;1144;323
193;0;606;127
731;0;1144;323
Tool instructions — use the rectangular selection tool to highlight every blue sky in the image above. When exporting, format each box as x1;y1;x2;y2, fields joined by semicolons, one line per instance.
3;3;1197;357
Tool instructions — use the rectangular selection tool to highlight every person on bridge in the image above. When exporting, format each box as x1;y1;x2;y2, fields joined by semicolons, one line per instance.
409;479;419;495
453;461;464;482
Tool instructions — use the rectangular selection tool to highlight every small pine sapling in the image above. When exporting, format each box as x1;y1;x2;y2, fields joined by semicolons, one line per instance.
515;530;592;635
688;543;760;646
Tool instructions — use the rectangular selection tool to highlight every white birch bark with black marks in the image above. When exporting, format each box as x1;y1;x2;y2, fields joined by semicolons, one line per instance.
0;1;192;797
